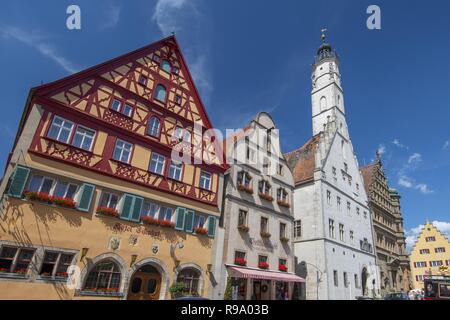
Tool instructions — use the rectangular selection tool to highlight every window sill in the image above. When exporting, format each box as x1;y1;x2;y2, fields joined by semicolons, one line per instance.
0;273;29;280
77;290;123;298
110;158;132;167
19;197;86;213
37;276;68;283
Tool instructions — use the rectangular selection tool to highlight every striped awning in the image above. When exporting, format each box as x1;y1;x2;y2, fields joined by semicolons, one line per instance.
227;266;305;283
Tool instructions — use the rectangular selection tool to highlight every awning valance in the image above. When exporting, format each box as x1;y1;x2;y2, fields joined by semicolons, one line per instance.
227;266;305;283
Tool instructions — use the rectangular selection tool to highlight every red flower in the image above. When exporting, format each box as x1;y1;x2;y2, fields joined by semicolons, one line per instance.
159;220;175;228
238;184;254;194
97;207;119;217
279;264;288;272
56;272;69;278
0;268;8;273
141;216;158;225
277;200;291;208
14;268;28;275
234;258;247;266
259;193;274;202
258;262;269;270
23;191;76;208
194;227;208;235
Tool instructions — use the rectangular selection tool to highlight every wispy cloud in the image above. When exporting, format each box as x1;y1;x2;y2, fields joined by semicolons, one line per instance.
407;153;422;167
152;0;213;102
397;152;433;194
405;220;450;252
0;25;77;74
443;140;449;150
99;4;121;30
392;139;409;150
377;144;386;155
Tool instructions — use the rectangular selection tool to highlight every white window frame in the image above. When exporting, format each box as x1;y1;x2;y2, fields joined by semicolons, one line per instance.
199;171;212;190
168;161;183;181
48;116;74;144
72;125;96;151
113;139;133;164
149;153;166;175
99;192;120;209
28;175;55;194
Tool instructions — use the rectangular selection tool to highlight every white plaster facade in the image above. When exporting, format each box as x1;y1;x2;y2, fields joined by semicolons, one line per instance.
287;42;379;300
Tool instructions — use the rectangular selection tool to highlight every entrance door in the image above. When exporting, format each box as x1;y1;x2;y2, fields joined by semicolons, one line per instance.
128;271;161;300
253;281;262;300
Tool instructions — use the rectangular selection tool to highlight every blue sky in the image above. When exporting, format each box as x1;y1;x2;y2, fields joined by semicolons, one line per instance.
0;0;449;248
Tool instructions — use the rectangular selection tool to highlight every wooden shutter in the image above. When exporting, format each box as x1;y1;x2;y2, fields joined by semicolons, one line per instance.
130;196;144;222
8;166;30;198
175;207;186;231
120;194;134;220
207;216;217;237
76;184;95;212
184;210;195;233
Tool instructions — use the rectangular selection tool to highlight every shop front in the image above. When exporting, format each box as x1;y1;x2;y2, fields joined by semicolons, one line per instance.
227;266;305;300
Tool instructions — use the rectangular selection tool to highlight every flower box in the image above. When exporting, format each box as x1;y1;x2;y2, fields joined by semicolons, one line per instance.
279;264;288;272
258;262;269;270
277;200;290;208
52;197;76;209
97;207;119;218
14;269;28;275
56;272;69;278
141;216;159;226
280;237;290;243
260;232;272;239
259;193;274;202
40;272;52;277
194;227;208;235
84;288;119;294
238;225;250;233
234;258;247;266
0;268;8;273
238;184;254;194
23;191;77;209
159;220;175;228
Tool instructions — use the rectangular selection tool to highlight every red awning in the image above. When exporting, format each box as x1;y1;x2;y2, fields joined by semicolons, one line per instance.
227;266;305;283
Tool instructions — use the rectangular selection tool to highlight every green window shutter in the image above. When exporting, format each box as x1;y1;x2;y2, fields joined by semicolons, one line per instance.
120;194;134;220
207;216;217;237
76;184;95;212
130;196;144;222
175;207;186;231
8;166;30;198
184;210;195;233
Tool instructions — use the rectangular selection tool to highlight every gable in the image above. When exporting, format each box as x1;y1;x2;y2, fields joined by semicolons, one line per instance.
284;135;320;186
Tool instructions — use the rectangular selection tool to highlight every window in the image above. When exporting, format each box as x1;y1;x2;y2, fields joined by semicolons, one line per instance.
356;183;360;191
430;260;443;267
350;230;354;244
161;59;171;73
435;247;446;253
277;188;288;202
356;207;360;216
416;275;424;282
40;251;74;277
337;197;341;211
48;116;74;143
238;210;247;227
279;259;287;267
178;268;201;296
0;246;35;274
414;262;427;268
199;171;212;190
99;192;119;209
149;153;166;175
172;67;180;75
332;167;337;176
344;272;348;288
262;158;270;175
193;214;206;229
28;175;54;194
72;126;95;151
294;220;302;239
175;95;182;105
168;161;183;181
261;217;269;234
426;236;436;242
258;255;268;264
113;140;133;163
327;190;331;205
329;219;335;238
246;147;255;162
339;224;345;242
235;251;246;261
354;274;359;288
159;207;173;222
147;117;161;138
420;249;430;254
347;202;351;215
258;180;271;195
334;270;338;287
280;223;286;239
111;99;133;117
54;181;78;199
152;54;161;63
173;127;191;143
277;164;283;176
363;211;367;219
141;202;159;218
237;171;252;188
138;75;147;86
446;260;450;266
155;84;167;102
84;260;121;291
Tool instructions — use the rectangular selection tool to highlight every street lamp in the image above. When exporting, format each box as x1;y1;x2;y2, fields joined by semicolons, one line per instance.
300;262;325;300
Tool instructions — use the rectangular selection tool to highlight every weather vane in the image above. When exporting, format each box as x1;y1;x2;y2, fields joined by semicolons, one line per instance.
321;28;327;42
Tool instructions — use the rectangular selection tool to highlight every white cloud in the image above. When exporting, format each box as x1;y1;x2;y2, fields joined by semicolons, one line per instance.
398;175;413;188
407;153;422;167
99;4;121;30
0;26;77;74
398;174;433;194
377;144;386;155
443;140;449;150
152;0;212;101
392;139;409;150
405;220;450;252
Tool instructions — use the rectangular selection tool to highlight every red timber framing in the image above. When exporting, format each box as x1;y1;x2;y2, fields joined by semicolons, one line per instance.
21;35;226;207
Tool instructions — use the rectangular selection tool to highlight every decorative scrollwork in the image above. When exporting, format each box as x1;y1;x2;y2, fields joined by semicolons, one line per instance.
44;139;93;167
103;109;133;131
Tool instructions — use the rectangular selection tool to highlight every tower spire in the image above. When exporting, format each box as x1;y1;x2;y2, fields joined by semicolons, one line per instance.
321;28;327;43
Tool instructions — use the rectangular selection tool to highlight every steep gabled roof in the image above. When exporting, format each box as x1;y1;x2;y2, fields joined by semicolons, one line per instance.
360;163;377;195
284;134;320;186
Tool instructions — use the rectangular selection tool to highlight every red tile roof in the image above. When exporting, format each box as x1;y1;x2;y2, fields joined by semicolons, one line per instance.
360;163;377;195
284;134;321;186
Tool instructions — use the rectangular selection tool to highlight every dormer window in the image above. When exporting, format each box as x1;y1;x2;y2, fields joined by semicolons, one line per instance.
110;99;133;118
161;59;171;73
175;95;182;105
138;75;147;86
155;85;167;103
259;180;271;195
152;54;161;63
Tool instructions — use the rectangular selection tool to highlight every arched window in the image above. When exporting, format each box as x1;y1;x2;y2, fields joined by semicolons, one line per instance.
177;268;201;296
147;117;161;137
155;85;167;103
84;259;121;292
161;60;171;73
320;96;327;112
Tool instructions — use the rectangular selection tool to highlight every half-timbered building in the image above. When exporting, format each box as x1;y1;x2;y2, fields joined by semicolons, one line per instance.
0;35;226;300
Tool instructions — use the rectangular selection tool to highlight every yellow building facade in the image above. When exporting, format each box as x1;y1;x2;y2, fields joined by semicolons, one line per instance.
409;222;450;290
0;36;226;300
